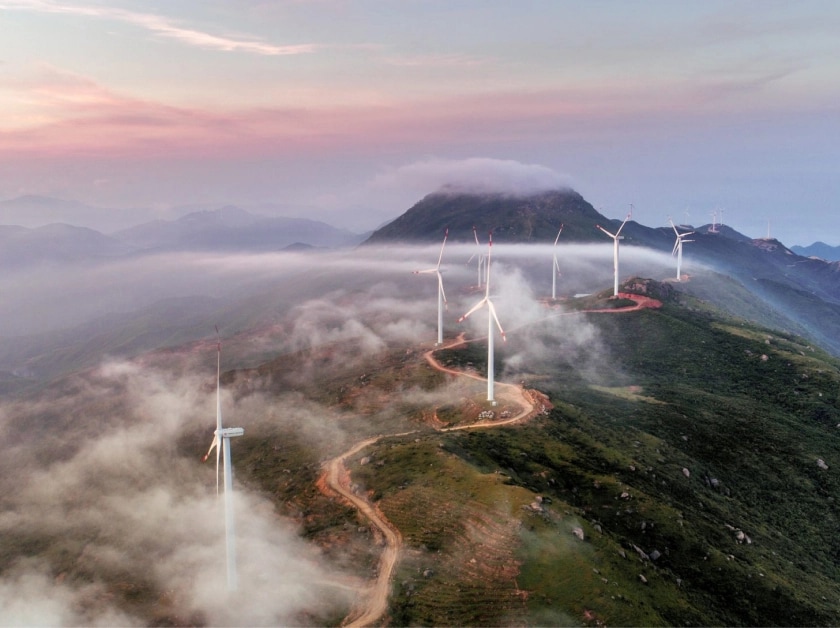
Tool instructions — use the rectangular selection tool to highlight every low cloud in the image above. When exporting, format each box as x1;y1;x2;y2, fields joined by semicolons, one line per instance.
0;359;352;626
372;157;573;198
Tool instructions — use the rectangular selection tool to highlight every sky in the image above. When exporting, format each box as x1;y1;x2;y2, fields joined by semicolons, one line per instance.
0;0;838;244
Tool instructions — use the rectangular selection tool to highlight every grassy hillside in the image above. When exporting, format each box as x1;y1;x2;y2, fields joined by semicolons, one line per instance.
338;280;840;625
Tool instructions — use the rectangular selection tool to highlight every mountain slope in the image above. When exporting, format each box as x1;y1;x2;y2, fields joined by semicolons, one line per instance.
364;188;605;243
366;188;840;357
0;223;135;266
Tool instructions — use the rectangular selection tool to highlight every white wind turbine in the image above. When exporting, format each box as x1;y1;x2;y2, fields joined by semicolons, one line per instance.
551;224;564;300
596;212;631;297
413;229;448;345
458;233;506;403
669;218;694;281
202;332;245;591
466;226;485;289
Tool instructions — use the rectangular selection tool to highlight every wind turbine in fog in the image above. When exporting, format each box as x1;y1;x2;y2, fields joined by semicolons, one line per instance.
466;226;485;289
202;331;245;591
551;224;563;300
669;218;694;281
596;212;631;297
459;233;506;403
414;229;448;345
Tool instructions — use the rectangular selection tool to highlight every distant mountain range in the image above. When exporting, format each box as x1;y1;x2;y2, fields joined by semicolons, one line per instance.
0;205;365;265
111;206;364;252
791;241;840;261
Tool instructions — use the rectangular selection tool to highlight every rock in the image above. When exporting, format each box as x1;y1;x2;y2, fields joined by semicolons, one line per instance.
682;468;691;478
572;527;585;540
817;458;829;470
360;456;371;466
650;549;661;561
620;492;631;500
423;568;434;578
639;574;648;584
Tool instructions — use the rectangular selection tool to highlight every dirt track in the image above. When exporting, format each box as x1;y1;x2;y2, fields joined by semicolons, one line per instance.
321;292;661;626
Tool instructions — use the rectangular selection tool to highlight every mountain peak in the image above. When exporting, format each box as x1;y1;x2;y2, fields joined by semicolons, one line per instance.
364;187;605;244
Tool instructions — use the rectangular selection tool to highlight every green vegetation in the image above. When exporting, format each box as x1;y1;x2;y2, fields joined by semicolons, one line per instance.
343;278;840;625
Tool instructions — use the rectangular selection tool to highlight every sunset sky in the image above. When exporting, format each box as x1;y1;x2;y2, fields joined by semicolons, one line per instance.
1;0;838;243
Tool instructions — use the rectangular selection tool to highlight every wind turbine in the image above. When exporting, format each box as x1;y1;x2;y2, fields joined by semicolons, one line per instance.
669;218;694;281
413;229;448;345
595;212;631;297
202;331;245;591
551;224;564;300
466;226;485;289
458;233;506;403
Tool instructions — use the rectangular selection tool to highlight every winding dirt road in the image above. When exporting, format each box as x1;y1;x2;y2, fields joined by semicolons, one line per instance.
321;292;661;626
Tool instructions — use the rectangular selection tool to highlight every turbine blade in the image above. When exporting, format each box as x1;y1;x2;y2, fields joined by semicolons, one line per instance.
485;232;493;298
672;240;679;256
436;229;448;269
553;225;563;246
201;434;221;496
216;439;221;496
616;214;630;237
596;225;615;238
458;298;487;323
487;300;506;342
473;226;480;246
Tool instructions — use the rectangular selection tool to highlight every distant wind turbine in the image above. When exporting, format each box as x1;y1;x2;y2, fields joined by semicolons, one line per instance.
413;229;448;345
466;226;485;289
551;224;563;300
459;233;506;403
669;218;694;281
202;330;245;591
595;212;631;297
709;210;719;233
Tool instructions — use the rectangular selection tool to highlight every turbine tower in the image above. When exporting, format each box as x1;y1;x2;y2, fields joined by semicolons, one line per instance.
459;233;506;403
466;226;485;289
413;229;448;345
202;332;245;591
595;212;631;297
551;224;563;300
669;218;694;281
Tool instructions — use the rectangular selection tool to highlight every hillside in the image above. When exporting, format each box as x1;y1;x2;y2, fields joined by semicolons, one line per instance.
364;188;605;244
366;188;840;357
2;260;840;624
229;278;840;625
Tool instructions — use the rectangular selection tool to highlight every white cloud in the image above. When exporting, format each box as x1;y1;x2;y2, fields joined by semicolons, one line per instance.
371;157;573;198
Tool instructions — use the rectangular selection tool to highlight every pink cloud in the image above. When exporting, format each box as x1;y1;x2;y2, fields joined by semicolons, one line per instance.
0;0;316;55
